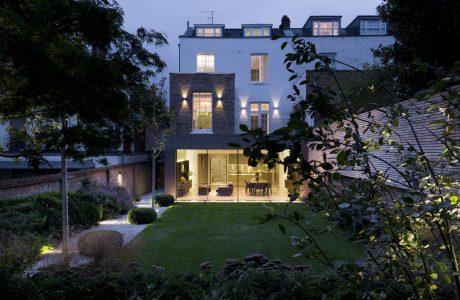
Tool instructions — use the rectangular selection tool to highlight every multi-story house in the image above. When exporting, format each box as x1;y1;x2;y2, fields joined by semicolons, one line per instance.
165;15;394;201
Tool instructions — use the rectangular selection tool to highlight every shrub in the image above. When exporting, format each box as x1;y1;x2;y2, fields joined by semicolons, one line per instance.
77;230;123;262
79;179;134;216
127;208;157;224
154;195;175;207
0;191;102;237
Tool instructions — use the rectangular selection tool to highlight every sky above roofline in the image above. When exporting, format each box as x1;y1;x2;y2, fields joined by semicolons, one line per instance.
117;0;383;79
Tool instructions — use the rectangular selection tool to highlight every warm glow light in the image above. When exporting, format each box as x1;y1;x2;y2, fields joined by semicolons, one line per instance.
216;99;223;109
180;86;190;99
273;97;280;109
240;109;248;122
117;172;123;186
180;99;189;112
240;97;248;109
215;86;224;99
40;245;57;255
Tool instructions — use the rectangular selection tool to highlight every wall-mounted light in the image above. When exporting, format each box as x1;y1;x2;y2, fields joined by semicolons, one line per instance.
180;98;189;112
240;97;248;109
273;97;280;110
117;171;123;186
215;86;224;99
216;98;223;109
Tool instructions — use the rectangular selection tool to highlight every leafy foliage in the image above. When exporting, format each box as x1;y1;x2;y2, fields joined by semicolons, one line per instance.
154;194;175;207
0;0;167;164
375;0;460;95
127;208;157;224
239;33;460;298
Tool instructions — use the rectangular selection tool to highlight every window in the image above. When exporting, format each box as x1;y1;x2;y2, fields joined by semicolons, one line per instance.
319;53;337;69
250;102;269;133
244;27;270;37
360;20;386;35
193;93;212;132
250;54;268;81
312;21;339;36
197;54;215;72
196;27;222;37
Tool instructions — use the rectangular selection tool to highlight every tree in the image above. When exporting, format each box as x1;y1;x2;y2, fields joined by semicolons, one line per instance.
237;35;460;298
0;0;166;261
375;0;460;94
127;80;170;207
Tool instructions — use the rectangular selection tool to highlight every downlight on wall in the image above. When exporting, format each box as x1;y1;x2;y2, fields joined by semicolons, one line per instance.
117;171;123;186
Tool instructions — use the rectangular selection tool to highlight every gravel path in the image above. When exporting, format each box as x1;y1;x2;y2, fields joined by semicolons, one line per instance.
28;193;167;273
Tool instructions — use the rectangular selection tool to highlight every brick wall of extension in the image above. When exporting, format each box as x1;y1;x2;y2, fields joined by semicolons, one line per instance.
0;162;152;200
170;73;235;135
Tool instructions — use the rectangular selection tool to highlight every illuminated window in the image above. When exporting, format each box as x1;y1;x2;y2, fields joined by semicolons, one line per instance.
244;27;270;37
197;54;215;72
360;20;386;35
312;21;339;36
249;102;269;133
193;93;212;132
196;27;222;37
251;54;268;81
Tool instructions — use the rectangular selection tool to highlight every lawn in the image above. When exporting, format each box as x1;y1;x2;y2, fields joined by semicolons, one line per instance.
121;203;362;275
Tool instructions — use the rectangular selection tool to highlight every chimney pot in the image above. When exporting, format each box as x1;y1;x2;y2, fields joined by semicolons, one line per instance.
280;15;291;30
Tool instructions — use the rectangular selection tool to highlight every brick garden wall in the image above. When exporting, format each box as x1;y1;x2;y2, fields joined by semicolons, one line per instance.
0;162;151;200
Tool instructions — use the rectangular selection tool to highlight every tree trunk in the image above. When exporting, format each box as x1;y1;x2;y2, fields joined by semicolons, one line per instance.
151;153;156;208
61;147;70;263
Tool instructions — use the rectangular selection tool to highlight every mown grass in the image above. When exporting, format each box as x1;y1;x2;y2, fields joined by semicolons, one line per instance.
121;203;362;275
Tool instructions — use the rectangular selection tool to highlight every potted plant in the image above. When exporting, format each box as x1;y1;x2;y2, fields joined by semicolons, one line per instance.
181;170;193;181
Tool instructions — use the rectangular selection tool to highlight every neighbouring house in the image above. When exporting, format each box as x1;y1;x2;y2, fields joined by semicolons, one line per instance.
164;15;394;201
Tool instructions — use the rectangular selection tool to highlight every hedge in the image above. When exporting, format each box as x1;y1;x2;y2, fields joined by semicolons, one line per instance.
154;195;175;207
127;208;157;224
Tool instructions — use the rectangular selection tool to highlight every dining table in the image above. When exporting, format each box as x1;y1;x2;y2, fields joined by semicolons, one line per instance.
248;179;270;196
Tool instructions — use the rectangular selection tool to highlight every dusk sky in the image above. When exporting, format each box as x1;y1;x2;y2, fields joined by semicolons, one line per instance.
118;0;383;77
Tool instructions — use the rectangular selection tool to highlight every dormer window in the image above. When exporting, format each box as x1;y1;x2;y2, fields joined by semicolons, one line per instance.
243;25;271;37
360;20;387;35
312;21;339;36
195;26;223;37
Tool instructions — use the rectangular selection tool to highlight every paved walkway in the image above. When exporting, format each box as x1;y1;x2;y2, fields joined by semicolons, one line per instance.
29;192;167;273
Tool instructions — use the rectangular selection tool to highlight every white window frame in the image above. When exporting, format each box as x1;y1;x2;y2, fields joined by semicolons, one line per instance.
196;53;215;73
192;92;213;133
249;102;270;133
360;20;387;35
196;27;222;37
244;27;271;37
312;21;339;36
250;54;268;82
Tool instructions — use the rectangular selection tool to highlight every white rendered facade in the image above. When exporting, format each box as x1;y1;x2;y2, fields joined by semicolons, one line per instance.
165;15;395;200
179;23;394;134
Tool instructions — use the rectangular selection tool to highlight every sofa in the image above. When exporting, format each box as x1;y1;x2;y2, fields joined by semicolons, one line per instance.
216;183;233;196
198;184;211;195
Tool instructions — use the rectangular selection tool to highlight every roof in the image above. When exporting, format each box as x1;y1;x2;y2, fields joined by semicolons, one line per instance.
180;15;388;38
347;15;385;28
241;24;273;27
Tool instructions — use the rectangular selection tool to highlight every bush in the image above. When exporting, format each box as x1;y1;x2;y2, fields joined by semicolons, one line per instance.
127;208;157;224
154;195;175;207
79;179;134;217
77;230;123;262
0;192;102;237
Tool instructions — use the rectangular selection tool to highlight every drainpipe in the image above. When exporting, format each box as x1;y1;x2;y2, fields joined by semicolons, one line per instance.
178;43;181;72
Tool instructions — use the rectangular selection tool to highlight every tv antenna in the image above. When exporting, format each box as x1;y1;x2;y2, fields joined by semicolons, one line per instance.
200;10;214;24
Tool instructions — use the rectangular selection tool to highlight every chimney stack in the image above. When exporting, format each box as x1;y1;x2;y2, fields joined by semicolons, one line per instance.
279;15;291;30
